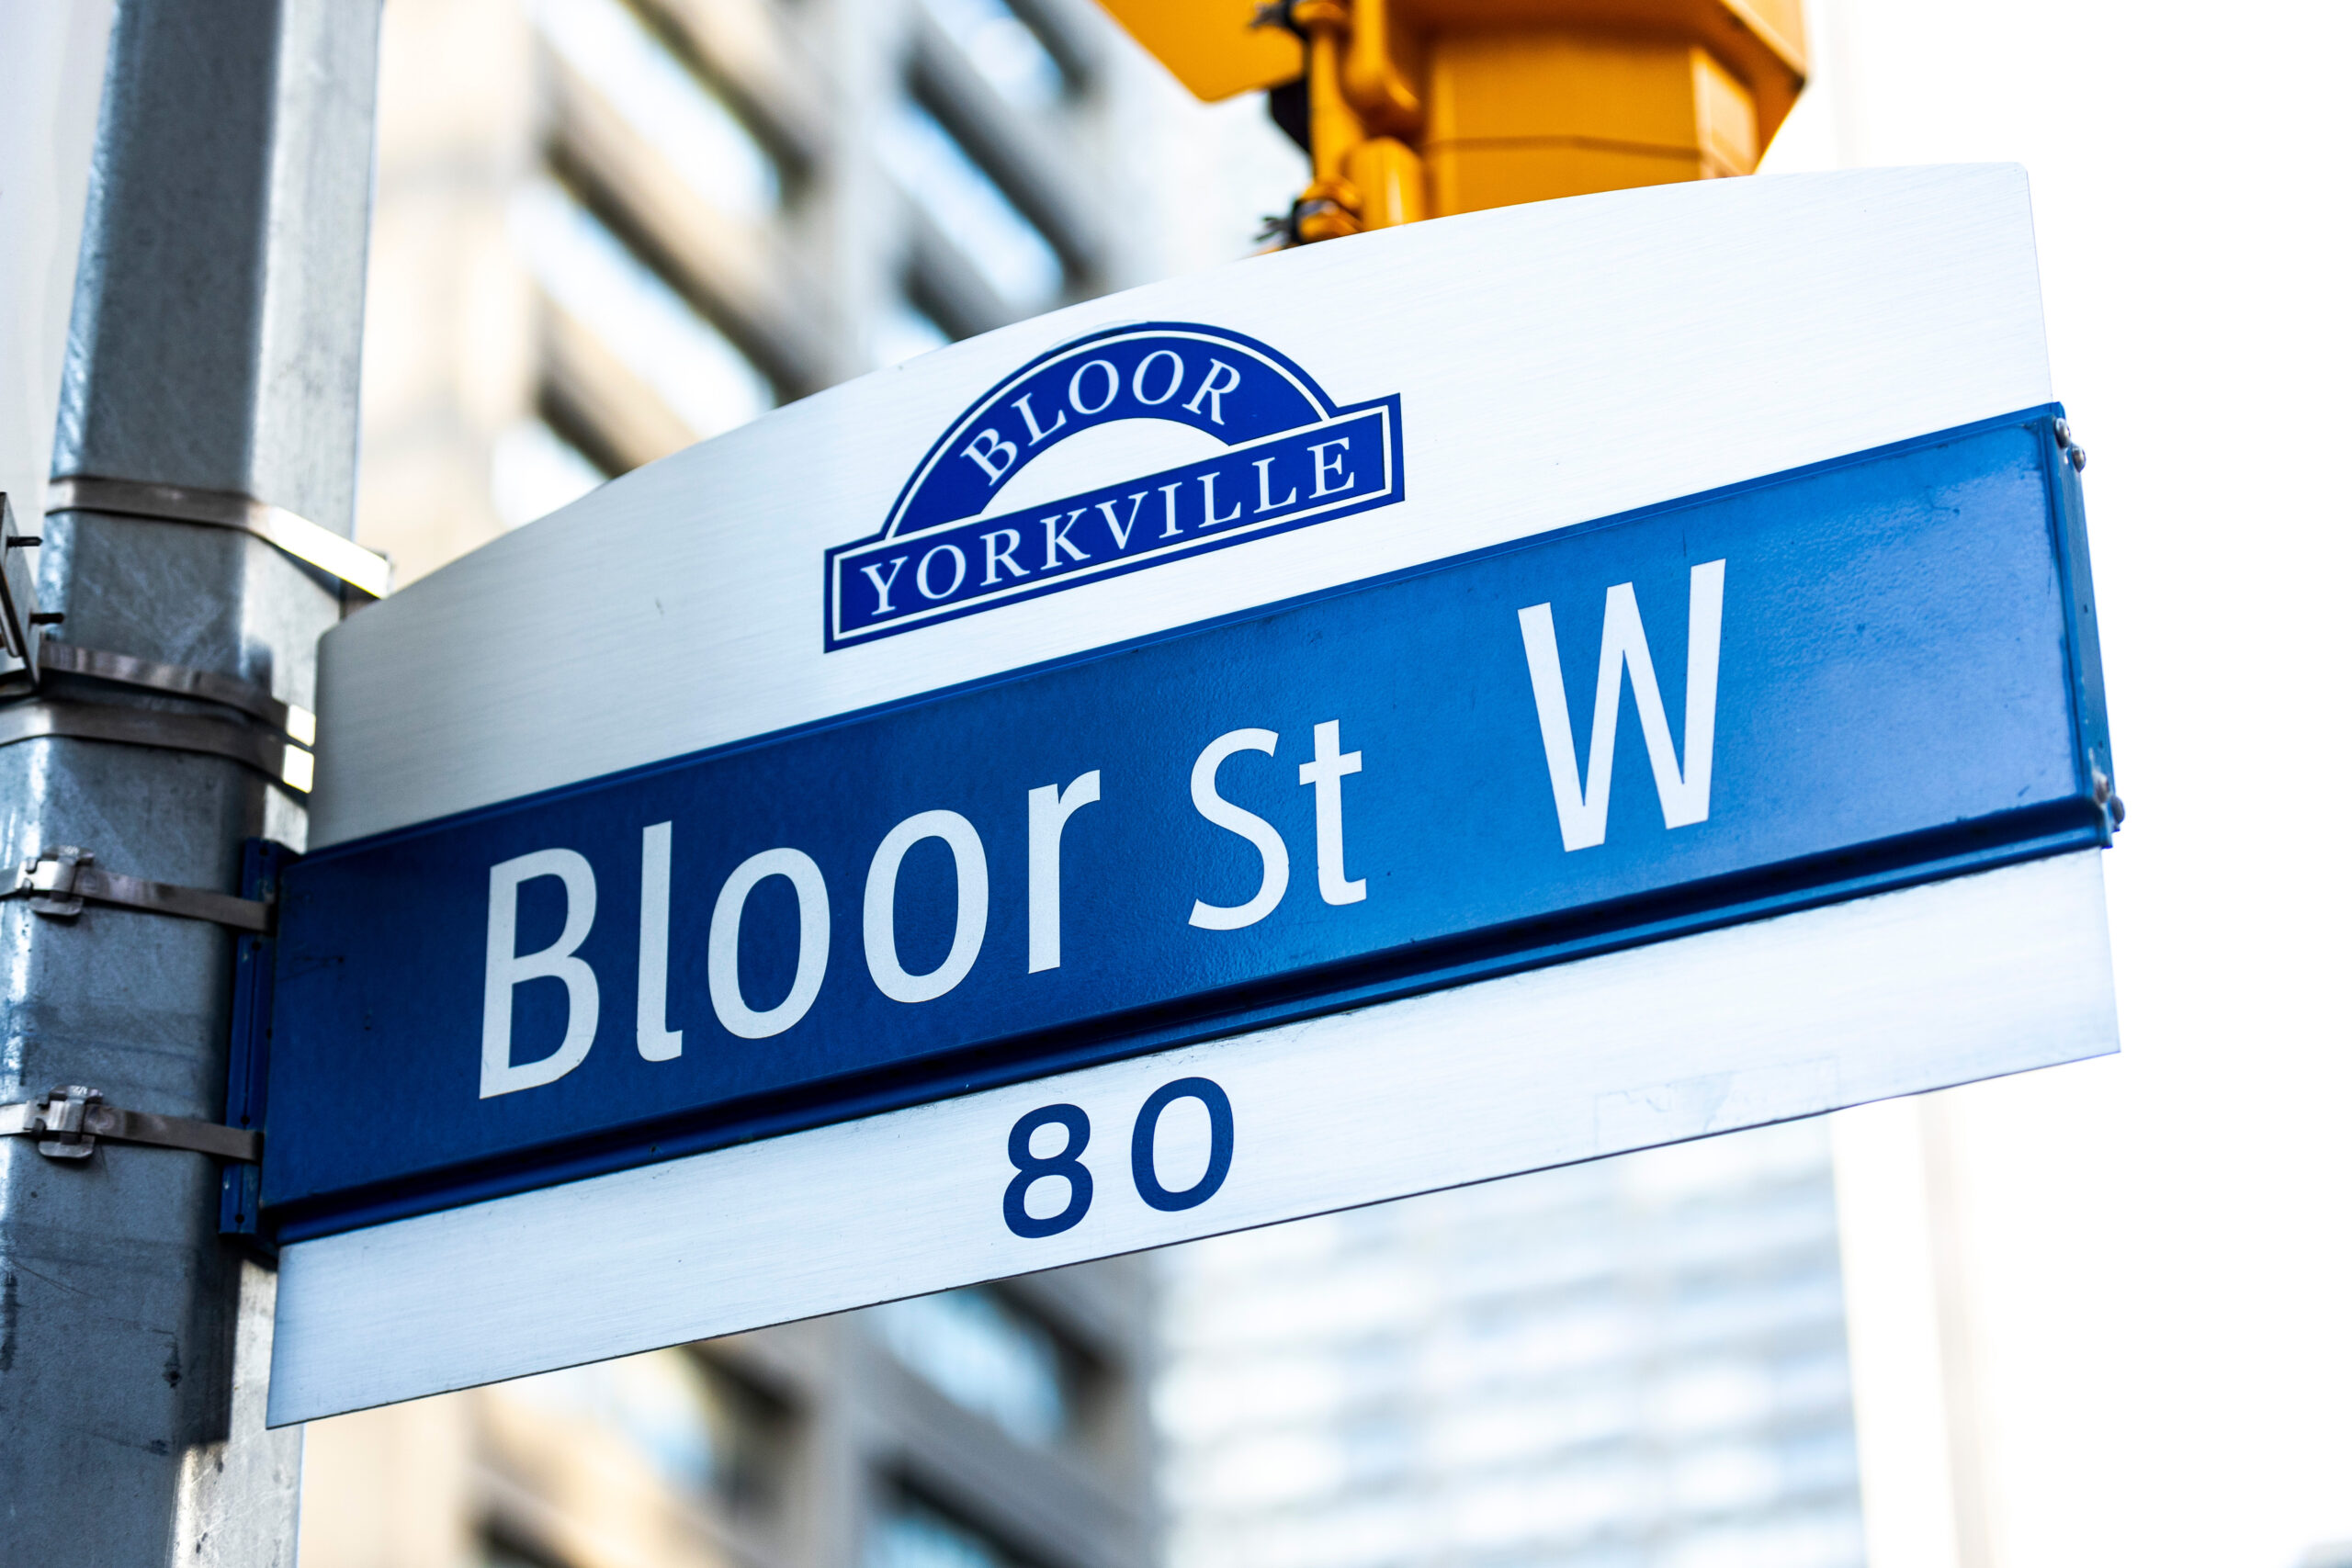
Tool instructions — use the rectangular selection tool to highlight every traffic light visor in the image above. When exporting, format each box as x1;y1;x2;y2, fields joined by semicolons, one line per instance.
1095;0;1306;100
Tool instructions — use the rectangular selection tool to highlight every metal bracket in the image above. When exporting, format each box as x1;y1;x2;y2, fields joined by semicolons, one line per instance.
1;492;49;675
47;474;390;600
34;638;315;744
0;698;312;792
0;1085;262;1163
220;838;293;1252
6;846;275;932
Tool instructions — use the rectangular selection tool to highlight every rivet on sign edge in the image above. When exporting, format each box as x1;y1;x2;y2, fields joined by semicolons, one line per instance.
2091;769;2125;828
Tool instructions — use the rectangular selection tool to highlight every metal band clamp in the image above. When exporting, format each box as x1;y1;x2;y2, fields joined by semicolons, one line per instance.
0;698;312;792
0;1085;261;1163
35;638;315;744
7;846;274;932
47;474;390;600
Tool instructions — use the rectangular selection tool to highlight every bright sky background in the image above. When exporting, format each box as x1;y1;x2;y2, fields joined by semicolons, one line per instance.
1757;0;2352;1562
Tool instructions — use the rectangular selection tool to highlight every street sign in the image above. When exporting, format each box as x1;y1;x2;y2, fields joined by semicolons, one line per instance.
266;165;2119;1425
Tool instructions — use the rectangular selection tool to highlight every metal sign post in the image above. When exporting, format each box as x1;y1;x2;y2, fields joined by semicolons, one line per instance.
0;0;379;1558
260;165;2119;1426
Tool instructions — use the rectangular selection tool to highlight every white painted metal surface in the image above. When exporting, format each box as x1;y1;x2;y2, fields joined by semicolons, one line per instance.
271;851;2116;1424
311;164;2052;846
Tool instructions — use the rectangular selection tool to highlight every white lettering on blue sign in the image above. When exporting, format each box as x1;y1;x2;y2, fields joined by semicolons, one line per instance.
480;849;599;1098
1519;560;1726;852
1027;772;1101;975
825;324;1406;648
474;568;1728;1100
709;847;828;1038
636;824;682;1062
865;810;989;1005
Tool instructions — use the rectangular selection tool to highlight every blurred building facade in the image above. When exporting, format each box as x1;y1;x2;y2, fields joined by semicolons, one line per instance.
353;0;1203;584
1156;1122;1868;1568
301;1267;1157;1568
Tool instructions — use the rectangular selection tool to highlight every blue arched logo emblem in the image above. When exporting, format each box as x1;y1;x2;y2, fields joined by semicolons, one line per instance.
825;322;1404;648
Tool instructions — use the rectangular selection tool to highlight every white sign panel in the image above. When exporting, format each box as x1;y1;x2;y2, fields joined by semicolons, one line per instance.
267;166;2119;1425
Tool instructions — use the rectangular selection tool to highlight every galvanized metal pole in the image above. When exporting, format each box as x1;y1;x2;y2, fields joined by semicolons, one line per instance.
0;1;379;1562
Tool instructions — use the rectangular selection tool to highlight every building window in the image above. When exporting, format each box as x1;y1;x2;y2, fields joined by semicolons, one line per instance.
877;99;1064;316
511;177;774;439
872;1286;1074;1447
920;0;1069;111
500;1348;783;1515
865;1492;1017;1568
532;0;782;220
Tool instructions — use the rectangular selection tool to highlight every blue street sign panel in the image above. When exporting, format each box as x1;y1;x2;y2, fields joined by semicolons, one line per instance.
264;406;2110;1237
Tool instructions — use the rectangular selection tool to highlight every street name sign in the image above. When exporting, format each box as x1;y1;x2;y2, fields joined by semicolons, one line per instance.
263;165;2120;1425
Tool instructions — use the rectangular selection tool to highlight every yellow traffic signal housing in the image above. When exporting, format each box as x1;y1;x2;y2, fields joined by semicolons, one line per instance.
1098;0;1306;100
1097;0;1805;241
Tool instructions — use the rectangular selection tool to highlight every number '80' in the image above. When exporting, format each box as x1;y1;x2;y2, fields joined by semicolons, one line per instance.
1002;1077;1235;1238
